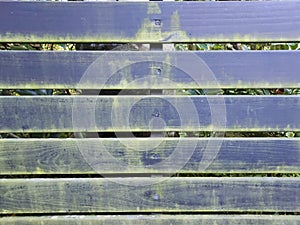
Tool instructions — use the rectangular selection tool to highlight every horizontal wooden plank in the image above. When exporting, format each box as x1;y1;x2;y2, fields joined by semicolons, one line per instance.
1;51;300;89
1;178;299;213
0;138;299;175
0;2;300;42
1;215;300;225
0;96;300;132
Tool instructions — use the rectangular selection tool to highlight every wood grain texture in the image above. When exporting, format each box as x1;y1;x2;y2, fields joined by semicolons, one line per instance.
0;138;299;175
0;96;299;132
0;2;300;42
1;178;299;213
1;51;300;89
1;215;300;225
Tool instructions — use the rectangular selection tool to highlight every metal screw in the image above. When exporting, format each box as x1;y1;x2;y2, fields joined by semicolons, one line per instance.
156;68;161;75
151;153;159;160
153;193;160;200
154;19;161;26
152;112;160;117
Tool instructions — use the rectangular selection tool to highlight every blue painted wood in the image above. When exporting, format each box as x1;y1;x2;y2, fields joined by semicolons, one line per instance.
0;1;299;219
1;215;300;225
1;178;299;213
0;138;299;174
0;96;299;132
0;51;300;89
0;2;300;42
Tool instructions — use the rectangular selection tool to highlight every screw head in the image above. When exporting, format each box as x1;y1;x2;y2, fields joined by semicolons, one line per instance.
156;68;161;75
152;112;160;117
154;19;161;26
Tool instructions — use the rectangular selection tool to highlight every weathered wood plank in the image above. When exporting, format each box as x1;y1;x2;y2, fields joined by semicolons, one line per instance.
0;2;300;42
1;51;300;89
0;96;299;132
0;138;299;175
1;215;300;225
0;178;299;213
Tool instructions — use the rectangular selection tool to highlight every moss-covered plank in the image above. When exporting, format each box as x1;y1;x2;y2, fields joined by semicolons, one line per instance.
0;138;299;175
0;2;300;42
0;178;299;213
1;215;300;225
1;51;300;89
0;96;300;132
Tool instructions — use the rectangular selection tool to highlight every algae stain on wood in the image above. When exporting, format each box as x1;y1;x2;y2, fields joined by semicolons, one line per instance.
135;18;162;41
36;166;44;174
164;54;172;80
170;11;180;31
136;6;189;42
168;10;189;42
135;3;162;41
147;2;161;15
